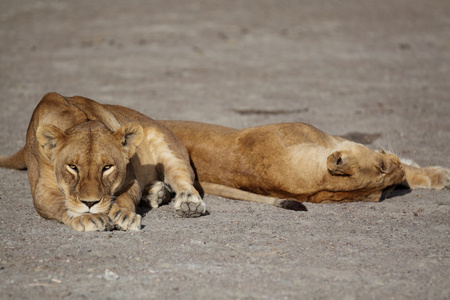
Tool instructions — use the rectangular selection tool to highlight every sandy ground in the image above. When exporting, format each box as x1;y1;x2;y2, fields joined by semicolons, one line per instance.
1;1;449;299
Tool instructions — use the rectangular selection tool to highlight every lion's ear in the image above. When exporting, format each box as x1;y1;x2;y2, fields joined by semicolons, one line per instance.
36;124;65;161
114;123;144;159
327;151;354;176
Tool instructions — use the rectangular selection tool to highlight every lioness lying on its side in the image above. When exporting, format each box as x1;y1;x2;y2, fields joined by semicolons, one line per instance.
0;93;206;231
161;121;450;207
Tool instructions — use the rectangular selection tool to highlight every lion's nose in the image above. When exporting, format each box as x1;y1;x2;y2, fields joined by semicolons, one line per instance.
81;200;101;208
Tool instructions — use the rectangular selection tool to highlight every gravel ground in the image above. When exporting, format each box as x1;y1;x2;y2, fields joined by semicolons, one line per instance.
0;1;449;299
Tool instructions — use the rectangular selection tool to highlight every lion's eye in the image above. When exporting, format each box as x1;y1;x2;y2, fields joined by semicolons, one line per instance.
379;161;387;174
102;165;113;173
67;164;78;173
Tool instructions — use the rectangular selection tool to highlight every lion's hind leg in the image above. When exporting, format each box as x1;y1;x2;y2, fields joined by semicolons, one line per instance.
402;164;450;190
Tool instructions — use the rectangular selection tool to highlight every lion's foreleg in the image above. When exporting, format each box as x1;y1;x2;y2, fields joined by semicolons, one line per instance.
402;164;450;190
146;128;206;217
108;179;142;231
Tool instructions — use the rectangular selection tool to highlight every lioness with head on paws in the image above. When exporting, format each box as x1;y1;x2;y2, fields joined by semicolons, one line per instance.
0;93;206;231
161;121;450;207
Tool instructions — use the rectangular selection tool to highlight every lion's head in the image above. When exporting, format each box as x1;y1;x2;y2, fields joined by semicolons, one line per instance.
36;121;143;217
326;141;405;193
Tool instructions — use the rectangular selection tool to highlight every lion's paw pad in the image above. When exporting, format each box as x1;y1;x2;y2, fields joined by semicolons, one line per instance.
173;192;206;218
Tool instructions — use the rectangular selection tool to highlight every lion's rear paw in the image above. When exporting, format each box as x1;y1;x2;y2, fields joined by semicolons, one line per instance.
141;181;172;209
108;206;142;231
173;192;206;218
71;214;114;232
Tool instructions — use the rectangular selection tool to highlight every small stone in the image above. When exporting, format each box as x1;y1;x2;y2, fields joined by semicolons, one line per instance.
98;269;120;281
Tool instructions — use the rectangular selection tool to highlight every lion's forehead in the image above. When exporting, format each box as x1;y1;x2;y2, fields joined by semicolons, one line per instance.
58;135;125;167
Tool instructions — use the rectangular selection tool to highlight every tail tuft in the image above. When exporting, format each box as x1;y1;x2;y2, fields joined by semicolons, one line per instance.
278;200;308;211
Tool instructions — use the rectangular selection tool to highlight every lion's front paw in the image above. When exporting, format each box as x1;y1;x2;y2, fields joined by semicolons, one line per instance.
426;167;450;190
173;192;206;218
71;214;114;232
406;166;450;190
141;181;172;209
108;205;141;231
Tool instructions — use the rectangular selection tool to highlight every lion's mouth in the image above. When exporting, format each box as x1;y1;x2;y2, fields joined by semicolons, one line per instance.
86;197;112;214
66;196;112;216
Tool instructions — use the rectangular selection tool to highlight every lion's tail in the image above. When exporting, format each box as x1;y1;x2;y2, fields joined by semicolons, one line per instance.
200;182;307;211
0;147;27;170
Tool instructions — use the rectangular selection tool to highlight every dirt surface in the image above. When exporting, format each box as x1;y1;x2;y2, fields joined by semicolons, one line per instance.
1;1;449;299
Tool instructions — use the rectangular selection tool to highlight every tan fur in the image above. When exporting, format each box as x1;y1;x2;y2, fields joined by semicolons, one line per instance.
161;121;450;206
0;93;205;231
